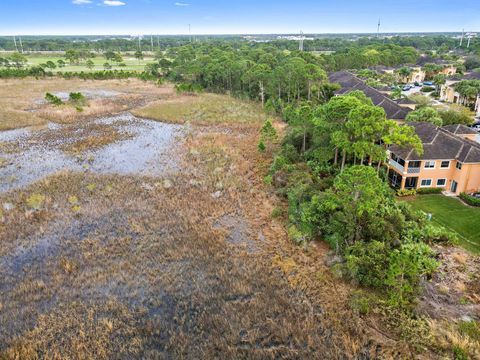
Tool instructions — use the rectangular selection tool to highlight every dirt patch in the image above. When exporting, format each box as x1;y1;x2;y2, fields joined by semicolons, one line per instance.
418;246;480;321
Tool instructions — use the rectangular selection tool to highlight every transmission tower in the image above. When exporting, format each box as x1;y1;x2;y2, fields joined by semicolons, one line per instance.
299;31;305;51
467;32;477;48
377;18;381;38
13;36;18;52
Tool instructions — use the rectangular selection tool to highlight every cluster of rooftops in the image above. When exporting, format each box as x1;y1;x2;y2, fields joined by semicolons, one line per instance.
328;71;412;120
390;122;480;163
328;71;480;164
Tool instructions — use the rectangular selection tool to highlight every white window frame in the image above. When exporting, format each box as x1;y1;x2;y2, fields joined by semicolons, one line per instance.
440;161;450;169
424;161;436;169
420;179;433;187
437;178;447;187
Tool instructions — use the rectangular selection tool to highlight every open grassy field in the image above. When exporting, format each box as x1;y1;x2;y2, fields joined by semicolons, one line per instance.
403;195;480;253
0;53;155;72
0;78;174;130
132;93;269;126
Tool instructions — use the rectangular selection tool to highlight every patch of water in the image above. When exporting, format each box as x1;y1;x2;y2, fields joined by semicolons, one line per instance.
34;89;122;104
0;113;184;192
89;115;183;175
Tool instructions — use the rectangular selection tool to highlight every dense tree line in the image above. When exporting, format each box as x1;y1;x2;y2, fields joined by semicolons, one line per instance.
1;34;478;54
266;93;456;308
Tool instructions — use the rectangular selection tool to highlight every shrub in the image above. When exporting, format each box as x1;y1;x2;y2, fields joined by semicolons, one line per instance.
422;223;458;245
345;241;389;288
45;92;63;106
421;86;435;93
288;224;306;245
396;189;417;197
69;92;86;104
417;187;443;195
458;320;480;341
385;241;439;307
460;192;480;207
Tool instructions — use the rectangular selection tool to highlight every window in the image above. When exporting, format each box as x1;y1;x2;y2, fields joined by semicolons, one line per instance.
424;161;435;169
440;161;450;169
437;179;446;187
456;162;463;170
409;161;421;168
421;179;432;187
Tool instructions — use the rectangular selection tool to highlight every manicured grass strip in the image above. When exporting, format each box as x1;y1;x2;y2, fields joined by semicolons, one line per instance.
402;194;480;254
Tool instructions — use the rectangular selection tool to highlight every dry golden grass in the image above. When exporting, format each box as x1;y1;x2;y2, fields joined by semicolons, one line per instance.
0;78;175;130
429;319;480;359
132;92;269;126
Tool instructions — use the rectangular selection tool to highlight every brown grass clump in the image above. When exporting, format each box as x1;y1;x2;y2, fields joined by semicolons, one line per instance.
61;127;128;154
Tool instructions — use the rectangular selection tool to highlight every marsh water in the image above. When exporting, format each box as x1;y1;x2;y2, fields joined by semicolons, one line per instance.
0;113;183;192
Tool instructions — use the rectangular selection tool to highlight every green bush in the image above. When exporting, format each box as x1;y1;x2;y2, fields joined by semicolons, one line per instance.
345;241;389;288
396;189;417;197
385;241;439;307
69;92;87;106
421;86;435;93
422;223;458;245
45;92;63;106
417;187;443;195
460;192;480;207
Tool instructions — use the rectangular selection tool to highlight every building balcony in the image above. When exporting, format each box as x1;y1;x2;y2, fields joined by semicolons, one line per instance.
407;167;421;174
389;159;405;173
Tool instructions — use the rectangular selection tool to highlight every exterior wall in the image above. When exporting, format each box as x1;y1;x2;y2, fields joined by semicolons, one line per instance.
440;66;457;76
409;68;426;83
388;156;480;195
464;164;480;193
413;160;455;191
440;81;460;103
457;134;478;142
476;95;480;117
398;103;417;110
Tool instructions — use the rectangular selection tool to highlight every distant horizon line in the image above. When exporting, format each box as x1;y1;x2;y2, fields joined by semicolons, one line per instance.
0;30;475;37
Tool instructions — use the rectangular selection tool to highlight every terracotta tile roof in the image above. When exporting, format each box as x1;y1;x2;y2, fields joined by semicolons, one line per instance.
389;122;480;163
328;71;411;120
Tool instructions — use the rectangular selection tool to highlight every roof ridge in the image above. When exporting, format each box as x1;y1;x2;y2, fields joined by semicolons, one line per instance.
346;71;408;109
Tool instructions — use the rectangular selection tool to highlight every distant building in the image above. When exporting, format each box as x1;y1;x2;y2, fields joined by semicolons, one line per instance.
440;72;480;117
329;71;411;121
388;122;480;195
416;55;458;76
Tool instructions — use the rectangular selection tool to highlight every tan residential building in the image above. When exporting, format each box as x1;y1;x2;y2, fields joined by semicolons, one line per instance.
388;122;480;195
399;66;426;84
440;72;480;117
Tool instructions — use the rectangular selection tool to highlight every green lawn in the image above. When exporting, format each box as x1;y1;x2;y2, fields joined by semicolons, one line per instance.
403;195;480;253
0;53;154;73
